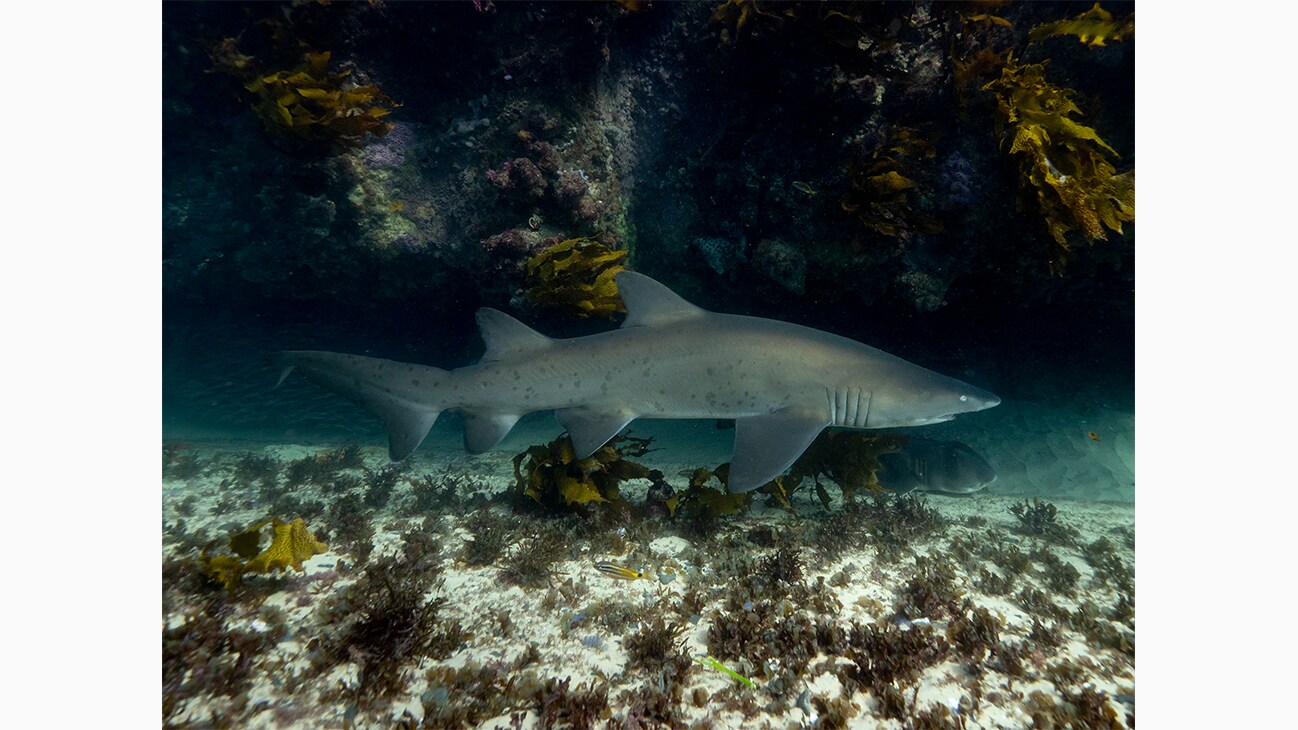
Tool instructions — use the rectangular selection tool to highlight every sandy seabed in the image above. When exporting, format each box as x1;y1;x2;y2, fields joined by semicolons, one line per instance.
162;402;1134;729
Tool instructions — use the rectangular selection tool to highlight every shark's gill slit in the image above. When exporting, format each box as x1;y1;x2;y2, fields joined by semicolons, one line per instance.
827;386;870;428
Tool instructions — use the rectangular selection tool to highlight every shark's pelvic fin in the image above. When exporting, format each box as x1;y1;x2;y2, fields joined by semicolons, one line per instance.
463;411;522;453
555;406;637;457
476;308;553;362
727;408;832;493
616;271;706;328
274;351;445;461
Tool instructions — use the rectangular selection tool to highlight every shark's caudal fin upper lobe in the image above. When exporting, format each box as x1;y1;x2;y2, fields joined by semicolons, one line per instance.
274;351;446;461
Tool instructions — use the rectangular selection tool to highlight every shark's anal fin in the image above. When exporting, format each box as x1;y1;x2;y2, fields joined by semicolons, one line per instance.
554;406;636;457
727;408;831;493
463;411;522;453
274;351;445;461
476;308;552;362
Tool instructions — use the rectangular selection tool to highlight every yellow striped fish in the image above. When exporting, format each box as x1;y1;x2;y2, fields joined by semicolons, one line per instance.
593;560;649;581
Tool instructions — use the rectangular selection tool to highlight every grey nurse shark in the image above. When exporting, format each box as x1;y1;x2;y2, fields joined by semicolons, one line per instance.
877;437;998;495
276;272;1000;493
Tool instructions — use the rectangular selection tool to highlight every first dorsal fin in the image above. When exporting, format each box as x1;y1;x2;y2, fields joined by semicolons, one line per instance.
476;308;552;362
616;271;707;328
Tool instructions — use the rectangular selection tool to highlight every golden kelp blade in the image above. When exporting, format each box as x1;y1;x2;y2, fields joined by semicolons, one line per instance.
1029;3;1134;47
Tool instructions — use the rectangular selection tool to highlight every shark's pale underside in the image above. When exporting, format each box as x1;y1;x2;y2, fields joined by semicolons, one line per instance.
276;272;999;492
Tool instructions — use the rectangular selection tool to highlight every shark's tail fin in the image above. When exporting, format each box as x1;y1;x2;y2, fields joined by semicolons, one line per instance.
274;351;447;461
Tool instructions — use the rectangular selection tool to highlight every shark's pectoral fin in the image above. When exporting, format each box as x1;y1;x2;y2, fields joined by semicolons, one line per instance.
554;406;637;458
463;412;522;453
274;351;446;461
728;409;831;493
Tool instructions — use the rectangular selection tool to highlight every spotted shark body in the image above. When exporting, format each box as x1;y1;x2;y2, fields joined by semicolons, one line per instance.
276;272;999;492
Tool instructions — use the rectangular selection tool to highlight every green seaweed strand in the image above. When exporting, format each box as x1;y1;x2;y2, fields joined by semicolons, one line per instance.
694;655;755;688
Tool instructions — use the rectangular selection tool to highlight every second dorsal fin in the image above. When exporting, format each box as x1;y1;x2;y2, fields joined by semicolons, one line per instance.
616;271;706;328
476;308;552;362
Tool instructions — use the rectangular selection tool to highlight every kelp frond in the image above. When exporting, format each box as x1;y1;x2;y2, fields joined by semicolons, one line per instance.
841;127;941;239
1029;3;1134;47
511;434;653;513
983;57;1134;269
524;238;628;319
244;50;396;148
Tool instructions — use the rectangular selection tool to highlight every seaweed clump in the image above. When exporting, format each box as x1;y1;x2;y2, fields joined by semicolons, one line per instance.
866;493;948;561
624;615;691;674
674;464;750;522
1081;536;1135;594
624;615;695;705
983;57;1134;271
512;434;652;514
1009;498;1079;545
240;48;395;150
498;531;568;589
362;463;405;508
534;677;611;729
1031;545;1082;595
313;531;468;705
460;508;519;567
283;444;363;489
792;431;909;502
323;492;376;565
1015;586;1070;622
408;469;488;514
163;442;204;480
416;650;609;729
418;649;539;728
946;601;1002;664
706;544;843;688
233;452;280;488
1069;601;1134;656
807;490;945;564
163;600;286;724
1025;687;1124;730
838;621;950;701
841;127;941;240
524;238;628;319
895;555;964;621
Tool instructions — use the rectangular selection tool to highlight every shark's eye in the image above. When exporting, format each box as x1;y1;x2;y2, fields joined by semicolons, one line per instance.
959;395;969;402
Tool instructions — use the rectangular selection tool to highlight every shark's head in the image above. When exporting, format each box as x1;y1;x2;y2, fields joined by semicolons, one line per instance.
877;438;998;494
865;368;1000;428
925;441;998;493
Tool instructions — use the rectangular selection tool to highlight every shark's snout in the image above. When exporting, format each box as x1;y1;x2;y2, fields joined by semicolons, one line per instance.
961;386;1000;412
928;386;999;425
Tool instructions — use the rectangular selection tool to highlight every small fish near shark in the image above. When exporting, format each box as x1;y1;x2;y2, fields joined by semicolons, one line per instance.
276;272;999;493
